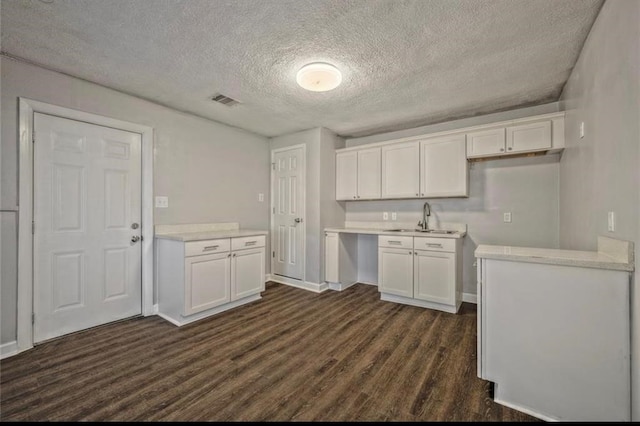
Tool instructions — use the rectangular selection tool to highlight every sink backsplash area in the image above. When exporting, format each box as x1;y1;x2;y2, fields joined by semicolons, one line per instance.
344;221;467;234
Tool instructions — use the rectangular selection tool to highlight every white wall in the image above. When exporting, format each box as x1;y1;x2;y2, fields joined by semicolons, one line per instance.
0;57;271;345
345;154;560;295
557;0;639;419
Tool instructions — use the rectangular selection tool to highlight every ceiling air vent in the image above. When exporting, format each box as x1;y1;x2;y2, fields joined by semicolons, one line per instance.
210;93;240;106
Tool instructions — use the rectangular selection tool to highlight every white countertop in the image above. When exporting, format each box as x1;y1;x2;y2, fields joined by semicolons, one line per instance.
154;222;268;242
325;227;465;239
155;229;268;242
475;236;634;272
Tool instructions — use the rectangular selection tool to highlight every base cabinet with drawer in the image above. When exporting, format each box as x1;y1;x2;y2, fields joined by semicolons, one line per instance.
378;235;462;313
157;234;266;326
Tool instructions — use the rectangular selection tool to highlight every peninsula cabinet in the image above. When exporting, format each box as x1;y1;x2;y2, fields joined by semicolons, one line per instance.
336;147;381;200
157;234;266;326
378;235;462;313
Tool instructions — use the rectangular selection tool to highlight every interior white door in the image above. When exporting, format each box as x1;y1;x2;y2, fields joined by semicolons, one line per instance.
272;147;304;280
33;113;142;343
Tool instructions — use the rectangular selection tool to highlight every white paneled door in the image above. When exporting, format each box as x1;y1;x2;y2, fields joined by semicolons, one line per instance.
33;113;142;343
272;147;304;281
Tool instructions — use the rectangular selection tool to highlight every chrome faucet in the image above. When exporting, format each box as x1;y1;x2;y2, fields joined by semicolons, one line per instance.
418;201;431;230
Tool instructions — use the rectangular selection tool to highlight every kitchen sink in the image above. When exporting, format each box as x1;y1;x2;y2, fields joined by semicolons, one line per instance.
384;228;457;234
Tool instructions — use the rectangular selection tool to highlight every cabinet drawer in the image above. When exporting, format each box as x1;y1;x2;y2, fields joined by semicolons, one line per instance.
185;238;231;257
414;236;456;252
378;235;413;249
232;235;266;251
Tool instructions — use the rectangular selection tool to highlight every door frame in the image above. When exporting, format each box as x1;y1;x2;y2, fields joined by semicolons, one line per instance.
17;98;154;353
269;144;306;285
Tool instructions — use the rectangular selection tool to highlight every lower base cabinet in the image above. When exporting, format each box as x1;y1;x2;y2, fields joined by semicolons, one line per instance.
157;235;265;326
378;235;462;313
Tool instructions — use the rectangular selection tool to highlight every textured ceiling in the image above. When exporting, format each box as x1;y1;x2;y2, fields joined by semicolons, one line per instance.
1;0;603;138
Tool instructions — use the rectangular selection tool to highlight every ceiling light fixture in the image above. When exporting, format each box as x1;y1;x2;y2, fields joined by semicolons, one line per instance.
296;62;342;92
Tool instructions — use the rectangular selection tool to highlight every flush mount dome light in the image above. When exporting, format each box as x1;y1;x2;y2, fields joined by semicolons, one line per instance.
296;62;342;92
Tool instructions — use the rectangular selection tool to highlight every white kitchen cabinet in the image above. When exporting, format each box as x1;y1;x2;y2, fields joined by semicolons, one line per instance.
324;231;357;290
184;251;231;315
506;120;551;153
157;234;266;326
476;250;631;421
381;141;420;199
420;135;468;197
466;128;506;158
336;148;381;200
378;235;462;313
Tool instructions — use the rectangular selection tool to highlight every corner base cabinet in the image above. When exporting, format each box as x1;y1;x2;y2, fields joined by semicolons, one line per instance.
156;235;266;326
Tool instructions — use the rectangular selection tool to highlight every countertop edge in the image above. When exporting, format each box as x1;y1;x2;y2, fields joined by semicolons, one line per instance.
155;229;269;242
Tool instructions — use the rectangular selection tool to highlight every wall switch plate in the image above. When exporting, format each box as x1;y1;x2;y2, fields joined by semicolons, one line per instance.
391;212;397;220
383;212;389;220
503;212;512;223
155;196;169;208
258;193;264;202
580;122;585;139
608;211;615;232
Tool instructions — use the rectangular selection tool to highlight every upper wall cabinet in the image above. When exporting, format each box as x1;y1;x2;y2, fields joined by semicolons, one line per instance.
336;147;381;200
466;114;563;159
420;135;468;198
381;141;420;198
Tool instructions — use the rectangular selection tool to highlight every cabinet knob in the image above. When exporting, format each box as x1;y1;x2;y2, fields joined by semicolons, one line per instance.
508;147;513;151
353;196;357;199
415;193;419;196
500;148;505;152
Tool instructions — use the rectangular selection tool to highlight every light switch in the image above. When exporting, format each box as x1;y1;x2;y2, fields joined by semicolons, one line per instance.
258;193;264;202
503;212;512;223
580;122;585;139
391;212;397;221
155;196;169;208
608;211;615;232
383;212;389;220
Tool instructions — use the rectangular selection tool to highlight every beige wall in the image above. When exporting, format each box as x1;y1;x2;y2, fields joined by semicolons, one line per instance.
558;0;640;418
0;57;271;345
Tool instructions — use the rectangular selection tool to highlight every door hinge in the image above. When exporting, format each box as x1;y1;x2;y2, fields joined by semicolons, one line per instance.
272;207;275;214
272;251;275;258
32;131;35;143
32;221;35;234
32;313;35;324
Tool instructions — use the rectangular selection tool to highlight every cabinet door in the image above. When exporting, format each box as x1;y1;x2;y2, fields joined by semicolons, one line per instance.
231;247;265;300
184;252;231;315
381;141;420;198
466;128;506;158
420;135;468;197
336;151;358;200
413;250;455;305
325;232;339;283
357;147;381;199
378;247;413;297
506;121;551;153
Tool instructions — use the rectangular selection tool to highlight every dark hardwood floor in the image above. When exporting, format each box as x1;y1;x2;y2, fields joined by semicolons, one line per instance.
0;282;539;421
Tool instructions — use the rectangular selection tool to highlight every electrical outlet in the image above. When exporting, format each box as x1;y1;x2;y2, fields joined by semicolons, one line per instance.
391;212;397;221
383;212;389;220
608;211;615;232
503;212;512;223
258;193;264;202
155;196;169;208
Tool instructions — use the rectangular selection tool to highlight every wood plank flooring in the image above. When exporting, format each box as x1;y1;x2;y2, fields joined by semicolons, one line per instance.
0;282;539;422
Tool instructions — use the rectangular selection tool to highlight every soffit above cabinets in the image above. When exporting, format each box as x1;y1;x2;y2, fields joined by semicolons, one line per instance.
1;0;602;138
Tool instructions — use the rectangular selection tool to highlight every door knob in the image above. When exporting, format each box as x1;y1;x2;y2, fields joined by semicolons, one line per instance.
131;235;141;243
294;218;303;223
131;222;139;229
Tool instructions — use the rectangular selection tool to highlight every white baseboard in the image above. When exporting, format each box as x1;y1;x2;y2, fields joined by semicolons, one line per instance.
152;304;159;314
358;281;378;287
462;292;478;304
268;274;328;293
327;280;358;291
380;293;460;314
493;396;558;422
1;341;19;359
